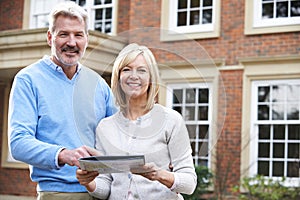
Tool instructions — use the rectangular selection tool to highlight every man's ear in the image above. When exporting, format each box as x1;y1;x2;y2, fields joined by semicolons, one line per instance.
46;30;52;47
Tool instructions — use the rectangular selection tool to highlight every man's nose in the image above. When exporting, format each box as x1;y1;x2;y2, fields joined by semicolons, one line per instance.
67;35;76;46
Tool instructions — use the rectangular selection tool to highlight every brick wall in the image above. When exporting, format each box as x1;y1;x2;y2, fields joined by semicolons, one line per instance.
215;70;243;195
0;0;23;31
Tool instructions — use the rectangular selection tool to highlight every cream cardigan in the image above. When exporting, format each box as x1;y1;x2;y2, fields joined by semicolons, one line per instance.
90;104;197;200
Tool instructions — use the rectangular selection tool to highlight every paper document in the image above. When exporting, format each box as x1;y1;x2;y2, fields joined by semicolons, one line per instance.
78;155;145;174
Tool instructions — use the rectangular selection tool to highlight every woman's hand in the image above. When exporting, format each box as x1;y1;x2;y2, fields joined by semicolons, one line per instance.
131;162;175;188
76;169;99;192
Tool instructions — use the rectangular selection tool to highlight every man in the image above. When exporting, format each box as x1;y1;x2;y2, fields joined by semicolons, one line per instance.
8;2;116;200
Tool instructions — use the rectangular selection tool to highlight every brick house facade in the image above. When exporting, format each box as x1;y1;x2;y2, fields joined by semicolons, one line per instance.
0;0;299;199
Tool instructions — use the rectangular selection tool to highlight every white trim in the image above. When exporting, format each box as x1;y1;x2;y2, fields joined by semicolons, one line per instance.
161;0;220;41
166;82;212;168
249;79;300;187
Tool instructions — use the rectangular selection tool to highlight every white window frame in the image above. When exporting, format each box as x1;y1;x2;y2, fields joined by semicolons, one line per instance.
29;0;62;28
166;83;213;168
29;0;117;35
253;0;300;28
245;0;300;35
169;0;215;34
249;79;300;187
161;0;221;41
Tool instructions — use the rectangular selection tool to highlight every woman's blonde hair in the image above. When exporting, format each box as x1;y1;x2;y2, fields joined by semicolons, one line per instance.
111;43;160;112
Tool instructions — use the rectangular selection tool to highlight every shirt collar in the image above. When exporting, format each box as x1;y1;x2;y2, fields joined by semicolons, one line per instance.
43;55;82;73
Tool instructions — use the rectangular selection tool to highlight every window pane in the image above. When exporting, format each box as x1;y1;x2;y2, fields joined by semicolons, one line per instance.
199;142;208;157
199;88;209;103
202;9;212;24
288;125;300;140
105;8;112;18
273;124;285;140
272;104;284;120
94;0;102;5
276;2;288;18
287;104;299;120
262;2;274;19
287;85;300;101
258;86;270;102
273;143;284;158
173;89;183;103
291;1;300;16
258;105;270;120
95;9;103;20
187;125;197;139
185;106;195;120
203;0;213;7
190;10;200;25
199;125;209;139
178;0;188;9
287;161;299;177
198;106;208;120
258;161;269;175
288;143;299;158
178;12;187;26
78;0;86;6
191;0;200;8
186;89;196;103
273;161;284;176
272;85;285;102
105;22;111;32
95;22;102;31
35;15;49;27
259;125;271;139
199;159;208;166
258;143;270;157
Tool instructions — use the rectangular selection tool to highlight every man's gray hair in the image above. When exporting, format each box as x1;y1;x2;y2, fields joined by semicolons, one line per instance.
48;1;89;34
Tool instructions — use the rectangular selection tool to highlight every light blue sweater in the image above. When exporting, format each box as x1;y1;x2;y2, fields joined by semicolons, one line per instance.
8;55;116;192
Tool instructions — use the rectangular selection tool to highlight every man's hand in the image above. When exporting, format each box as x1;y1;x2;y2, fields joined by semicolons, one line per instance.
58;145;101;167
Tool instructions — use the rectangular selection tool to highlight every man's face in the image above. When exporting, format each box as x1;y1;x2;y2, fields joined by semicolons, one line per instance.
47;15;88;68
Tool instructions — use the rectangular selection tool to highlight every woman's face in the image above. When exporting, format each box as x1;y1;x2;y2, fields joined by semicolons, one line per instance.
119;54;150;101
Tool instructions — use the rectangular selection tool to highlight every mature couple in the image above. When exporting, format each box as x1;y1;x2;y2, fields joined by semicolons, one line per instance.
8;2;196;200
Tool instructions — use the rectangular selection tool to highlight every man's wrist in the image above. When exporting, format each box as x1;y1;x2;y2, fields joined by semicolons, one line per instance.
56;147;66;168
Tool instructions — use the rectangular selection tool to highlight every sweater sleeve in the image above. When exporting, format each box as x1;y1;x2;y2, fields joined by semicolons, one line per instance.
167;111;197;195
89;174;112;199
8;76;62;169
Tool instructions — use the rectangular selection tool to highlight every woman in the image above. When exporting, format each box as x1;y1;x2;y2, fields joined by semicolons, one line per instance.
76;43;197;199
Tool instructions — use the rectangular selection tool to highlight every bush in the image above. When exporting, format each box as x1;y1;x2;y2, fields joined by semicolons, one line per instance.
182;165;213;200
235;175;300;200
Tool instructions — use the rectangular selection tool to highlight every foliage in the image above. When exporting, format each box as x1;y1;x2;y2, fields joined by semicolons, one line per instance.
182;165;213;200
233;174;300;200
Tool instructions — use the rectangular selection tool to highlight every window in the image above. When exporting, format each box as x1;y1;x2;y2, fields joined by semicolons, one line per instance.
250;79;300;186
245;0;300;34
166;83;212;167
161;0;220;41
29;0;61;28
29;0;117;35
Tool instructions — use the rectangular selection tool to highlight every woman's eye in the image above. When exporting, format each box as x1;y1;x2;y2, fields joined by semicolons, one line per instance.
121;68;130;72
